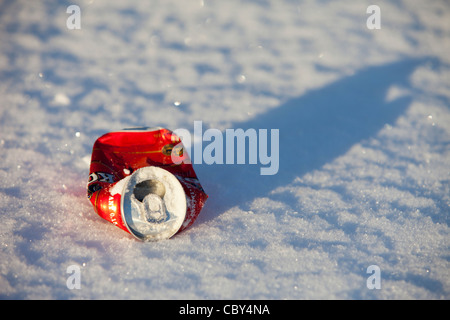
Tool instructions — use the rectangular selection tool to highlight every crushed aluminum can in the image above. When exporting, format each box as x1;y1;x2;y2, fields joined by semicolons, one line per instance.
87;127;208;241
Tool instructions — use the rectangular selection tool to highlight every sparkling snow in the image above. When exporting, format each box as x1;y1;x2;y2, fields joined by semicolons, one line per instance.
0;0;449;299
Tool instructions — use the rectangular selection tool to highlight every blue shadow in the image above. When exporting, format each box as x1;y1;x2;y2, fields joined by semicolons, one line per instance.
197;57;438;219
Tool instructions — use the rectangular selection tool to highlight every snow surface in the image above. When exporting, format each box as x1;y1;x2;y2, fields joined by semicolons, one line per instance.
0;0;449;299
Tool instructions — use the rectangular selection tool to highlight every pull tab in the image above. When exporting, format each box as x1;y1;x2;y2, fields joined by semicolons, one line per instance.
142;193;167;223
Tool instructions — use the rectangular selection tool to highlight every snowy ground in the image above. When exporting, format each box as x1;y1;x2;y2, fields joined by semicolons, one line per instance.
0;0;449;299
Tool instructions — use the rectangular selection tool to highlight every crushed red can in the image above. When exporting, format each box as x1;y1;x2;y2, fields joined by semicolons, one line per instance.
87;127;208;241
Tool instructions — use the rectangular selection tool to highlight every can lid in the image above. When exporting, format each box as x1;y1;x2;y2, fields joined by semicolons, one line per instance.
120;166;187;241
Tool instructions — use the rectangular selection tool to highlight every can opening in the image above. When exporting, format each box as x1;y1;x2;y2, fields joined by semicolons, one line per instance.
133;179;166;201
133;180;167;224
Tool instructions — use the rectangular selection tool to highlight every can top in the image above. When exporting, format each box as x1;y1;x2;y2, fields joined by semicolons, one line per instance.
119;166;187;241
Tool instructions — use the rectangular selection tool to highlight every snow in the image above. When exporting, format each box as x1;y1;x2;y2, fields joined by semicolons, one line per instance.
0;0;449;299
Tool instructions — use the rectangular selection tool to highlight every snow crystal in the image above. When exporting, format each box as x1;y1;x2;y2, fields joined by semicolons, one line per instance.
0;0;449;300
